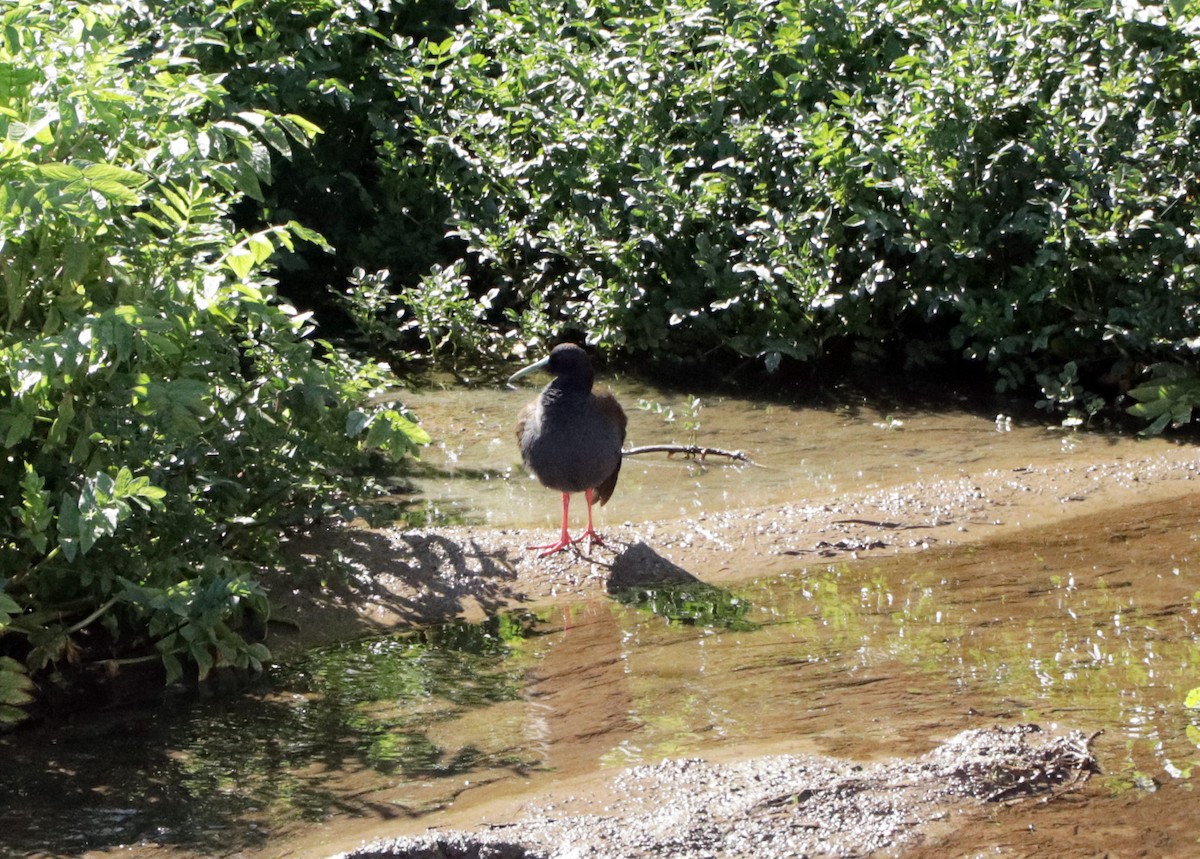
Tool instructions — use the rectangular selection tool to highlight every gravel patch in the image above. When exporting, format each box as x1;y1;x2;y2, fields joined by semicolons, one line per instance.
331;724;1097;859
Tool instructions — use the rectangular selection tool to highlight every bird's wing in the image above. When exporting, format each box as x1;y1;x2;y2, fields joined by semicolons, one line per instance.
593;390;627;506
596;388;627;441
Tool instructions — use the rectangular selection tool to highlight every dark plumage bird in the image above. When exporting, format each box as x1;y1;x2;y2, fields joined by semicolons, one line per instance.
509;343;627;557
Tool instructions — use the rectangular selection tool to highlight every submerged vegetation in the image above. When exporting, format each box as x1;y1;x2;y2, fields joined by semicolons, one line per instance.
1;0;1199;717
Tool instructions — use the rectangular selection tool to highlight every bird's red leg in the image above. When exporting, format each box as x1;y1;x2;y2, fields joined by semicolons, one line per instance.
527;492;575;557
572;488;606;550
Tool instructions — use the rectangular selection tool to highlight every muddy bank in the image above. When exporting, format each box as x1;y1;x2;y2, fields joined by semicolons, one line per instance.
276;446;1200;652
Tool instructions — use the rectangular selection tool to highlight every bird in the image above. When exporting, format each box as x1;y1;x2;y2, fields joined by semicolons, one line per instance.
509;343;627;557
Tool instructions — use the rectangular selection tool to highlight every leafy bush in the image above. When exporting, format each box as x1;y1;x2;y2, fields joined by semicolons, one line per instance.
390;0;1200;422
0;0;427;722
1125;364;1200;434
6;0;1197;722
119;0;468;338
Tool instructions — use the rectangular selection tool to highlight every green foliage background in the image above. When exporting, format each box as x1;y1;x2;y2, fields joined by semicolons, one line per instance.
391;0;1200;419
2;0;1200;719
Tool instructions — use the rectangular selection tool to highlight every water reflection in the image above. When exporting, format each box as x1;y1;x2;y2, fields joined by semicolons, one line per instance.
0;613;549;857
608;557;1200;784
3;528;1198;857
611;582;757;631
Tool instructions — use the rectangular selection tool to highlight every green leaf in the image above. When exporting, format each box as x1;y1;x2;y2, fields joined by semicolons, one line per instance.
0;656;33;724
3;412;33;448
345;408;371;436
225;249;256;280
17;462;52;553
37;162;83;182
62;240;90;284
235;109;267;129
1188;725;1200;749
248;232;275;264
229;161;263;200
246;141;271;180
0;593;20;617
362;409;432;456
88;178;142;206
192;643;214;681
278;113;322;140
56;496;81;563
161;652;184;685
0;705;29;726
112;466;167;511
0;674;33;707
284;220;331;251
1127;373;1200;435
256;118;292;158
82;163;147;186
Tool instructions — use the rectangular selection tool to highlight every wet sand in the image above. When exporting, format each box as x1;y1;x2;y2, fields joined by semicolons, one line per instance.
277;443;1200;647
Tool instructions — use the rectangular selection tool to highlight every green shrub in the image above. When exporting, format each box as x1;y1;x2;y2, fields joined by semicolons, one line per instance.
120;0;468;337
392;0;1200;422
0;0;427;722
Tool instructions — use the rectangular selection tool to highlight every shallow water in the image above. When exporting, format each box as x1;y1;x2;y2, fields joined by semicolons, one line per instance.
399;375;1147;532
2;382;1199;858
4;539;1198;857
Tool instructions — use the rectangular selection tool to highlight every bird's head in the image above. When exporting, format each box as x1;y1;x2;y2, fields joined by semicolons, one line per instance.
508;343;595;389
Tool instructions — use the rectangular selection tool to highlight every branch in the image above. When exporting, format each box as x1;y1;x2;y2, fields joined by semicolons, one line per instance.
67;596;119;635
623;444;755;465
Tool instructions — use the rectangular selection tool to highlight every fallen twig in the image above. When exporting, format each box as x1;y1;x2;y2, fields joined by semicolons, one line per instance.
832;518;953;530
984;729;1104;804
623;444;755;464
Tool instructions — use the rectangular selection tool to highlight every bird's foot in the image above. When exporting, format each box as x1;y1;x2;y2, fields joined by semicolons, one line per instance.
526;536;576;558
526;528;607;557
572;528;607;550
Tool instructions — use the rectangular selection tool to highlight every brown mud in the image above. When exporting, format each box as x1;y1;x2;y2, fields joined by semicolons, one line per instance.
244;443;1200;859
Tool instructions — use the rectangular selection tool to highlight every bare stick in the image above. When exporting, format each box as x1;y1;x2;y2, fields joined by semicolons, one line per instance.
622;444;755;464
